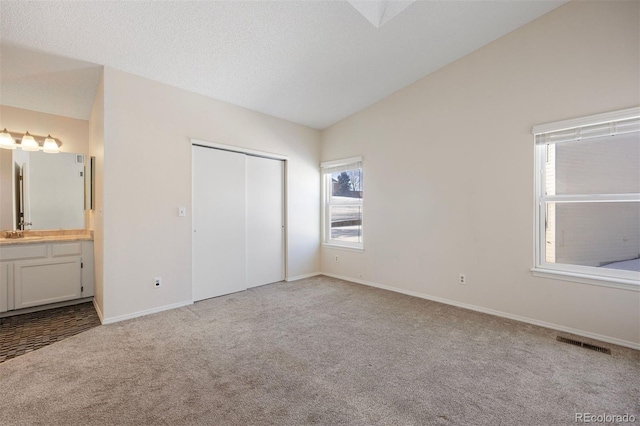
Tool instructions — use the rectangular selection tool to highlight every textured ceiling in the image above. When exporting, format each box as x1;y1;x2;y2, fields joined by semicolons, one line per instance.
0;1;566;128
0;45;102;121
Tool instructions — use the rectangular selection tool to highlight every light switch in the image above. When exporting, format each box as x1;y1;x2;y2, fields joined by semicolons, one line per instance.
178;207;186;217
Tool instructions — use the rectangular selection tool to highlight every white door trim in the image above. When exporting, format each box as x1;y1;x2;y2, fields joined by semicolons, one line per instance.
191;138;289;161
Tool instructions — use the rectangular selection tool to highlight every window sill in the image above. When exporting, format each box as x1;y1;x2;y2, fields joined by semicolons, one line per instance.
531;268;640;292
322;243;364;252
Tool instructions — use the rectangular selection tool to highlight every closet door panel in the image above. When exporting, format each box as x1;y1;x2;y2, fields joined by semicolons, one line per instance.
246;156;285;288
192;146;247;301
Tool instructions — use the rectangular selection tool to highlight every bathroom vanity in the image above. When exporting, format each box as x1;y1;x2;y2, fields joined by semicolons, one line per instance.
0;231;94;315
0;133;97;316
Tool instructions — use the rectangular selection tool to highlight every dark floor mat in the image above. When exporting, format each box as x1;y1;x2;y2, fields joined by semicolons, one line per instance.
0;302;101;363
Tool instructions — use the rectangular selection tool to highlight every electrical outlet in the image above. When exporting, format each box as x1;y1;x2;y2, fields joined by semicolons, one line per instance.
334;255;339;263
154;277;162;287
459;274;466;285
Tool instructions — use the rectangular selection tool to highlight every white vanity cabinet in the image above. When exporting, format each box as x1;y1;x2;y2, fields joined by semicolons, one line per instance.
0;240;94;313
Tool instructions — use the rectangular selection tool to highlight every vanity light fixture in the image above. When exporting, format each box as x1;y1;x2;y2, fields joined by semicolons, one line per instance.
20;131;40;151
0;129;62;153
0;128;17;149
42;135;60;153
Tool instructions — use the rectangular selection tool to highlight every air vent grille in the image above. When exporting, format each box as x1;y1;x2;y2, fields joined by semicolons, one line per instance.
556;336;611;354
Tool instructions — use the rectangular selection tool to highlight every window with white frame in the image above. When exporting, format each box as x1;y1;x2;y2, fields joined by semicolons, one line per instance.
321;157;363;249
533;107;640;287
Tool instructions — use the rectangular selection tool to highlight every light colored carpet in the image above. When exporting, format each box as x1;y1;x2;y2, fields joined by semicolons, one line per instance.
0;276;637;425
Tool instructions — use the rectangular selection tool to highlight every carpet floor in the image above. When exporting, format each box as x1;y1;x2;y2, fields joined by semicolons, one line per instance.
0;302;101;363
0;276;637;425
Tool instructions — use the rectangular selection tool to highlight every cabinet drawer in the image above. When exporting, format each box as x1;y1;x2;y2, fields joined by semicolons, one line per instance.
51;243;82;257
0;244;47;261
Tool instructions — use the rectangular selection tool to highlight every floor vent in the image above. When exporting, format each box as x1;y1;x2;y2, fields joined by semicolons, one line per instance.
556;336;612;354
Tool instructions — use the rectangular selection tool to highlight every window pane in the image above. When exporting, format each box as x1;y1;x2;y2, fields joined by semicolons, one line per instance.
544;202;639;271
330;204;362;243
331;169;363;201
545;133;640;195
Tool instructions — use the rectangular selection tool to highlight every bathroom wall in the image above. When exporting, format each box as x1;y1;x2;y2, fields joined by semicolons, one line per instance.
0;105;89;156
0;106;90;231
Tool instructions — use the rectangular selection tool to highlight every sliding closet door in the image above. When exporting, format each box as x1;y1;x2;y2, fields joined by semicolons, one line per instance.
246;155;285;288
192;146;247;301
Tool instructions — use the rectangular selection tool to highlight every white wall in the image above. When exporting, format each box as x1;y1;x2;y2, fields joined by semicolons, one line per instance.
320;1;640;347
88;73;105;317
100;67;320;321
0;105;89;156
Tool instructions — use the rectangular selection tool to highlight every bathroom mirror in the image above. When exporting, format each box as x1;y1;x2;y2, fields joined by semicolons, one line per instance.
0;149;91;230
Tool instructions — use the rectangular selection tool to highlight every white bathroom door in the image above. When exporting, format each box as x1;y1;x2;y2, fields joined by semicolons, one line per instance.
246;155;285;288
192;146;247;301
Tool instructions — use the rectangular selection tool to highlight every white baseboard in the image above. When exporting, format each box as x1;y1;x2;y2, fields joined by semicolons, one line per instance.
286;272;322;282
322;273;640;351
92;298;104;324
101;300;193;325
0;298;95;319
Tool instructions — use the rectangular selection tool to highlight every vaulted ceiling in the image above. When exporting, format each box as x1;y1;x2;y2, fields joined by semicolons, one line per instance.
0;1;566;129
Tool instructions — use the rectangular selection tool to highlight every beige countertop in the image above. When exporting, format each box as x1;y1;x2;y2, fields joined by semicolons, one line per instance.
0;230;93;246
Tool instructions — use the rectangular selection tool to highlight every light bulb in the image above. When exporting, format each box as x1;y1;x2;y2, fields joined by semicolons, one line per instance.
43;135;60;153
0;128;17;150
20;132;40;151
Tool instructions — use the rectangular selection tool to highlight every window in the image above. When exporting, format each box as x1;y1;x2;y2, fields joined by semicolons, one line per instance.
533;107;640;288
321;157;363;249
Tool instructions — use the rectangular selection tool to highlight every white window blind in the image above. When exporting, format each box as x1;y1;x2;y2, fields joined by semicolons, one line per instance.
321;156;363;174
533;107;640;144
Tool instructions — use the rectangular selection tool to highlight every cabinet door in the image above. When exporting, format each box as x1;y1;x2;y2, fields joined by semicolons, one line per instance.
14;258;81;309
0;263;8;313
81;241;95;298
